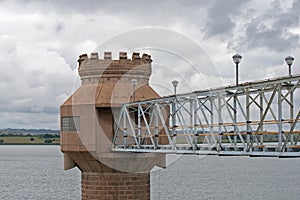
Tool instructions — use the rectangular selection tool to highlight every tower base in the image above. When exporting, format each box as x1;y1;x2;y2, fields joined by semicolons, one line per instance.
82;172;150;200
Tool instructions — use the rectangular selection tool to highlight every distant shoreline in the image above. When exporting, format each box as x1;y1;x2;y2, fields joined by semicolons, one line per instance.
0;135;60;145
0;143;59;145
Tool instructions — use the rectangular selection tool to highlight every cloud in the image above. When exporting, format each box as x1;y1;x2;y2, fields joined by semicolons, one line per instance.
204;0;249;37
0;33;76;129
231;0;300;52
0;0;299;129
0;34;16;55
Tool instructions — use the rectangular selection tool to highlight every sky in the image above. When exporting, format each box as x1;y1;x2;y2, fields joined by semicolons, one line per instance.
0;0;299;129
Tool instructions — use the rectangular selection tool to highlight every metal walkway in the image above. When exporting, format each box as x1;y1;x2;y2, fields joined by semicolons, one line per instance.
112;75;300;157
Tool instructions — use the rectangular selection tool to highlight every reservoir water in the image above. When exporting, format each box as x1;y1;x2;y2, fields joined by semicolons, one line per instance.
0;145;300;200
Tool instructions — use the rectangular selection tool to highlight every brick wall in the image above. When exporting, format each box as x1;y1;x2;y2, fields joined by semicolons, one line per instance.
82;172;150;200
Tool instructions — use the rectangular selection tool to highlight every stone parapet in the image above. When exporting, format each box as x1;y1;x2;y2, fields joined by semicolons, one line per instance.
78;52;152;85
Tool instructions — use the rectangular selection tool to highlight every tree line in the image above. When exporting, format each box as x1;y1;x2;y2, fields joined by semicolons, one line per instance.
0;133;60;138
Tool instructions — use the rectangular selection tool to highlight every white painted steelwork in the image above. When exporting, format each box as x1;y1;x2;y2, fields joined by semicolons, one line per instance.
112;75;300;157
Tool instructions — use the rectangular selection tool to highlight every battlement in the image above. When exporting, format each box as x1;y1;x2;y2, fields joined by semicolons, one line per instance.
78;52;152;85
78;52;152;66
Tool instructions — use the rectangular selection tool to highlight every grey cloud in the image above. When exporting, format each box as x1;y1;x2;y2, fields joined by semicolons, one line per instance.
234;0;300;52
244;20;298;52
204;0;249;37
0;104;58;114
95;28;218;77
0;111;59;129
11;0;204;13
1;0;300;129
0;35;17;55
7;0;209;27
0;35;75;129
55;21;65;33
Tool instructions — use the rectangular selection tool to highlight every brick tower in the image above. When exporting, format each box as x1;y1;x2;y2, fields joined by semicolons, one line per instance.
60;52;166;199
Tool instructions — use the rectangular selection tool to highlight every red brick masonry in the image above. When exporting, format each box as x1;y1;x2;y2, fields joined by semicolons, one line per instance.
82;172;150;200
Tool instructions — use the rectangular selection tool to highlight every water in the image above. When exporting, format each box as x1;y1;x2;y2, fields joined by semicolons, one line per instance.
1;146;300;200
0;145;81;200
151;155;300;200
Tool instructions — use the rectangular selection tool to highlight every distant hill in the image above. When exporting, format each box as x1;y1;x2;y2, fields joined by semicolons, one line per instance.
0;128;60;135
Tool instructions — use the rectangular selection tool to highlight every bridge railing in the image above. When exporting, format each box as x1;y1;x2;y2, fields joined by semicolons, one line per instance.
112;75;300;157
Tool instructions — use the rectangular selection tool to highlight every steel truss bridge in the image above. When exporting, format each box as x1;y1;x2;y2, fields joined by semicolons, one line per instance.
112;75;300;157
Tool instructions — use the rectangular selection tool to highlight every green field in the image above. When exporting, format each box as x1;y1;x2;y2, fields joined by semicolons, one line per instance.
0;136;60;145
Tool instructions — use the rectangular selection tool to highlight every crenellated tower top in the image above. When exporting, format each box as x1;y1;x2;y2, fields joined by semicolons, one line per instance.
77;52;152;85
